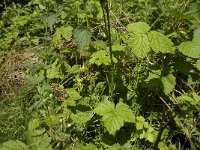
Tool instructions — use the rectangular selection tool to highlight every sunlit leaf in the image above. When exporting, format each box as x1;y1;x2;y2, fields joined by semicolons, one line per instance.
161;74;176;95
0;140;28;150
148;31;175;54
28;118;40;131
127;22;150;33
178;29;200;58
94;100;134;135
178;41;200;58
94;100;114;116
128;32;150;58
71;111;93;125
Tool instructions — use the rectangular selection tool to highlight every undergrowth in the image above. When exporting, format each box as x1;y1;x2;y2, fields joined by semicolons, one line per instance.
0;0;200;150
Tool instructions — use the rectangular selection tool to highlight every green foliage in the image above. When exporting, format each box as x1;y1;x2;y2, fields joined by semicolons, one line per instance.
0;140;28;150
178;29;200;58
94;100;135;135
126;22;175;57
74;26;92;51
53;26;73;45
89;50;117;65
1;0;200;149
42;12;57;33
148;31;175;54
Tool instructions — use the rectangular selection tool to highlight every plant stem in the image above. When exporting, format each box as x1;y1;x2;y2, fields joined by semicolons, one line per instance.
100;0;115;100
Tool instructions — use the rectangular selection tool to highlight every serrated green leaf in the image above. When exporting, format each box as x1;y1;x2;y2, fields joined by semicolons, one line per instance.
26;128;52;150
71;111;93;125
0;140;28;150
178;41;200;58
28;118;40;131
148;31;175;54
177;94;198;105
102;110;124;135
94;100;114;116
128;32;150;58
127;22;150;33
89;50;117;65
161;74;176;95
115;102;135;123
74;26;91;51
62;26;73;41
94;101;134;135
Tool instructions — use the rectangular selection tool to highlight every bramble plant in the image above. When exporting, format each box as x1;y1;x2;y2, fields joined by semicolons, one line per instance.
0;0;200;149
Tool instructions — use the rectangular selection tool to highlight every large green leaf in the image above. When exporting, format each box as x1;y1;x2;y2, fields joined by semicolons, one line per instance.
161;74;176;95
127;22;150;33
115;102;135;123
94;100;134;135
178;29;200;58
0;140;28;150
102;110;124;135
128;32;150;58
94;100;114;116
74;26;92;51
71;111;93;125
178;41;200;58
148;31;175;54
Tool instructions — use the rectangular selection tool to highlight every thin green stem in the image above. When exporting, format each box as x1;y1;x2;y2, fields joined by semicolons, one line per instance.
100;0;115;100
